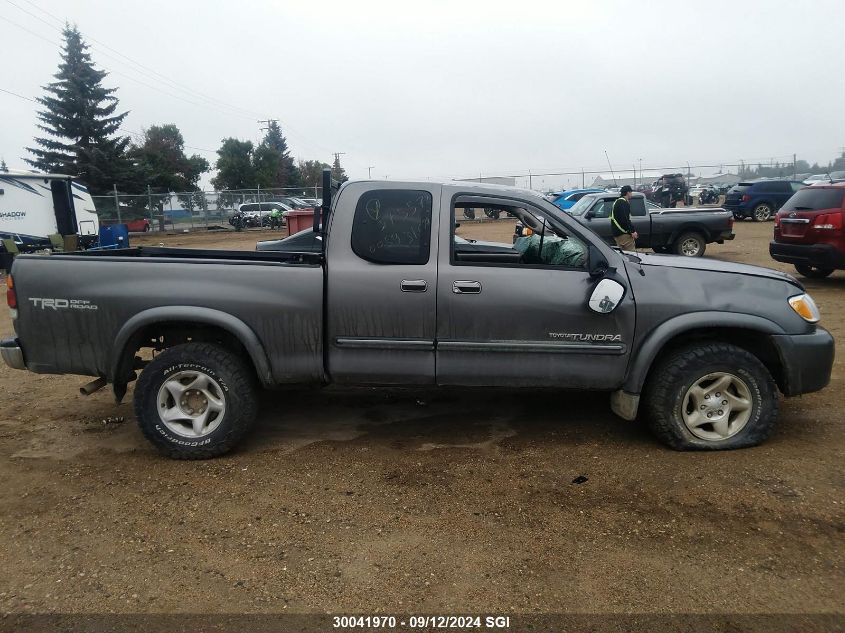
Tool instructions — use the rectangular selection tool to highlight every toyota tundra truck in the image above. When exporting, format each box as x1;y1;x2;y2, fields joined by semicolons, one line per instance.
1;173;834;459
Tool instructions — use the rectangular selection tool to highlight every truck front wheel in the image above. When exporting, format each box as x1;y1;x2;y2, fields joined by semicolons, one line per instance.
643;343;778;450
134;343;258;459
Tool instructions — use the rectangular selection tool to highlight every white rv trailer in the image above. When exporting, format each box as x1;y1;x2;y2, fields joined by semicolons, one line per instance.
0;171;99;251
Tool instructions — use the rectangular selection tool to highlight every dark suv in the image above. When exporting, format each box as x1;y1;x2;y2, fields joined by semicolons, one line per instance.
724;180;804;221
770;183;845;278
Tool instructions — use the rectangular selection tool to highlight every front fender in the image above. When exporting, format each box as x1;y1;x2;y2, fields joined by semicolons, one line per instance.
623;311;786;394
110;306;274;386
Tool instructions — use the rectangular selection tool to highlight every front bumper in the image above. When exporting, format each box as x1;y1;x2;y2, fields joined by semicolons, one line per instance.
0;338;25;370
769;241;845;271
771;328;835;396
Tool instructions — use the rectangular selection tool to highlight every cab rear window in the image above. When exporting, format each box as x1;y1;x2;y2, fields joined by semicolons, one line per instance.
781;189;845;212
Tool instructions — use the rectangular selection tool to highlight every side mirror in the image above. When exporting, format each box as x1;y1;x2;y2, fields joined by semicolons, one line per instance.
589;278;626;314
584;210;595;220
588;243;609;278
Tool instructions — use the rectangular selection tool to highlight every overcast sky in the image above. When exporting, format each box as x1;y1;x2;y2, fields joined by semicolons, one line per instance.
1;0;843;191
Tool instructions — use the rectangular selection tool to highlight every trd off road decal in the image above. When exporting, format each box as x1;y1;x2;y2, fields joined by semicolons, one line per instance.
28;298;98;310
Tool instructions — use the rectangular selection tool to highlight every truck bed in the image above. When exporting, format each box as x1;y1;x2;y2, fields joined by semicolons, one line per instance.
11;248;326;385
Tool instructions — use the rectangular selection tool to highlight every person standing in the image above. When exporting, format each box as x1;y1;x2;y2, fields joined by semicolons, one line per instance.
611;185;638;251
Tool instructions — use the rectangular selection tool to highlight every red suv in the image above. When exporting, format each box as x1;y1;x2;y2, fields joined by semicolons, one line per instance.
770;183;845;278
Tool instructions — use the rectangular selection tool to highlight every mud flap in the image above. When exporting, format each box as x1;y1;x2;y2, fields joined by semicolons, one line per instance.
611;390;640;421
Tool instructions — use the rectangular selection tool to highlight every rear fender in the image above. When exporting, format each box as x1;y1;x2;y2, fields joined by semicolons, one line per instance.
110;306;274;388
667;222;711;245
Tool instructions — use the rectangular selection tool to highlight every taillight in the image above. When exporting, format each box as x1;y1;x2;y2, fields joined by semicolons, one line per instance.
774;215;780;227
6;274;16;309
813;211;842;231
741;194;751;202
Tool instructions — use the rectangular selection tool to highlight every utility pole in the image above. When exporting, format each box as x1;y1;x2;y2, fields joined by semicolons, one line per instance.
113;184;122;224
528;169;533;190
257;118;278;139
638;158;643;186
793;153;797;179
367;166;375;179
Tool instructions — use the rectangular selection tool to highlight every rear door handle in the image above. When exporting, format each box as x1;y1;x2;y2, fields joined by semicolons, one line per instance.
453;280;482;294
401;279;427;293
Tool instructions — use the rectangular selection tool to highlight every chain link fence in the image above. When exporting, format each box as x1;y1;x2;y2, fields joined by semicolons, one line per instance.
92;186;324;232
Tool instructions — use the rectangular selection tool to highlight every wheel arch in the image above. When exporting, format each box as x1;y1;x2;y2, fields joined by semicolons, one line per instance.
624;312;788;396
110;306;274;399
667;222;709;245
752;199;776;215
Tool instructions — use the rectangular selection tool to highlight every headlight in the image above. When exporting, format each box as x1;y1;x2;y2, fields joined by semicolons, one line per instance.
788;293;820;323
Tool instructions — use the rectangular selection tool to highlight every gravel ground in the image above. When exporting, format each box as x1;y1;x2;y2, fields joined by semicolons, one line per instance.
0;220;842;620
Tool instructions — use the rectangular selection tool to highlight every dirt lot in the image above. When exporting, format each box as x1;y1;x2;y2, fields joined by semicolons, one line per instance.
0;221;842;619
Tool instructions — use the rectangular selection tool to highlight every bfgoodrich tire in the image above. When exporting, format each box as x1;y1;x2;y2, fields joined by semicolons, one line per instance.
643;342;778;450
134;343;258;459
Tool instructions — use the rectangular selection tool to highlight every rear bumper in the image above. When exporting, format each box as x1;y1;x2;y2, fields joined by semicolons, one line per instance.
0;338;25;370
715;230;735;243
771;328;835;396
769;241;845;270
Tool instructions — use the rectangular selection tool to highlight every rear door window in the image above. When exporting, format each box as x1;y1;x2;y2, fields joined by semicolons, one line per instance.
630;197;646;216
351;189;433;265
781;188;845;212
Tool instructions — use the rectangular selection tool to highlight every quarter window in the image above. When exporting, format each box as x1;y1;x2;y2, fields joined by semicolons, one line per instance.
351;190;432;265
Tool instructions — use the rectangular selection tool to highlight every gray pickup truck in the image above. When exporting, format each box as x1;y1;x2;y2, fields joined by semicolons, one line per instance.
1;175;834;459
565;192;735;257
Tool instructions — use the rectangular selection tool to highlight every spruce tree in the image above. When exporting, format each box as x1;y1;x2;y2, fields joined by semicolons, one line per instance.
331;154;348;183
254;120;300;188
25;24;130;194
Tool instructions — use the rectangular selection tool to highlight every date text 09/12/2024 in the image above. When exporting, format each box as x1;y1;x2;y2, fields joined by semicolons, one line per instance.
333;615;511;629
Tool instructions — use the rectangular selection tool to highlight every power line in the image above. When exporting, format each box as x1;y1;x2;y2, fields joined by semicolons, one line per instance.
0;85;217;155
0;86;38;102
8;0;263;121
4;0;330;155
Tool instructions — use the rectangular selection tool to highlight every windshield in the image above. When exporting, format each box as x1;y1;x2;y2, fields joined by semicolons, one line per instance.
568;195;596;216
781;188;845;212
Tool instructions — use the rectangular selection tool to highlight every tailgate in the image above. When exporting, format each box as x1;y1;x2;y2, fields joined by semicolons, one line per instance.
778;215;812;239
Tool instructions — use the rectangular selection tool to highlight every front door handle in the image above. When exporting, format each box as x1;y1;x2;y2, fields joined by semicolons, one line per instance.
453;280;482;294
401;279;427;293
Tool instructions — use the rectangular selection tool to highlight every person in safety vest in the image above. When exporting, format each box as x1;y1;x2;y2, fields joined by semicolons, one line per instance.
269;206;283;229
611;185;638;251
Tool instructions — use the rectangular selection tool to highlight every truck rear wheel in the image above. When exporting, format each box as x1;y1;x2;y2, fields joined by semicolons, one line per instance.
673;232;706;257
134;343;258;459
643;342;778;450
